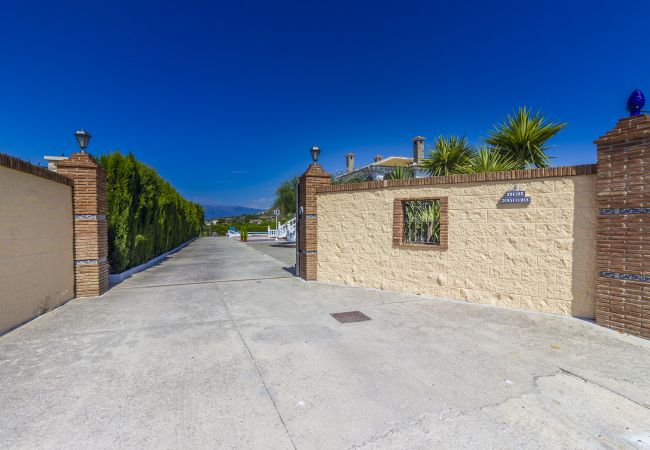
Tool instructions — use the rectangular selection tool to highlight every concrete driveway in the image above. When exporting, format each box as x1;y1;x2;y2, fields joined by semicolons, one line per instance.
1;237;649;449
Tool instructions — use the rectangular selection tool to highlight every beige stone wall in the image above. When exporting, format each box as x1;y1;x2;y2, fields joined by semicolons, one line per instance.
0;166;74;334
318;175;597;317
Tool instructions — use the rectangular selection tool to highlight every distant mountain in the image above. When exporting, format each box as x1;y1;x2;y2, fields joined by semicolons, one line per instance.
201;204;264;219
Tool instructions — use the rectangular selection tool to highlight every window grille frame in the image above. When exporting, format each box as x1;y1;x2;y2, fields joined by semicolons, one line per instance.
392;197;448;250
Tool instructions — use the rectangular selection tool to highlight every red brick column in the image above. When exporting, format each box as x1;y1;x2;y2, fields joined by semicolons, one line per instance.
595;114;650;339
56;152;109;297
297;163;331;280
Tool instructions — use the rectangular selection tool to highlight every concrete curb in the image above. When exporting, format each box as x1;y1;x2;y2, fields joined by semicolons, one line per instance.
108;238;196;286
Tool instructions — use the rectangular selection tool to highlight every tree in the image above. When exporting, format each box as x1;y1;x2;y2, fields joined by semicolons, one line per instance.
467;146;518;173
485;107;566;169
273;176;298;214
421;135;475;176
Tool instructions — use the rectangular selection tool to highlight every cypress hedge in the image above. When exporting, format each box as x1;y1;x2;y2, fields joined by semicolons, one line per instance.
99;152;204;273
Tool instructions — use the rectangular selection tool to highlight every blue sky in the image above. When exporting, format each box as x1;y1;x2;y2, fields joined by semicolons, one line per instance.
1;0;648;209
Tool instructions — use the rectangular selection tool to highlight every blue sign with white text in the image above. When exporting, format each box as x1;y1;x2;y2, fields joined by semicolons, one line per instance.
500;190;531;204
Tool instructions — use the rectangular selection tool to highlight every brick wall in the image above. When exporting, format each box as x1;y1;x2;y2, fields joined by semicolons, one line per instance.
56;152;109;297
595;115;650;338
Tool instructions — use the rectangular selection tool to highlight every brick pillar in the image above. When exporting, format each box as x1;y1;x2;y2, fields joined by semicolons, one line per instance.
56;152;109;297
595;114;650;339
297;163;331;280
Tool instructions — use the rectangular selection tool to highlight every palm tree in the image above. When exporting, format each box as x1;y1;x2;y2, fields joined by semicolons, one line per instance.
467;146;518;173
421;135;475;176
485;107;566;169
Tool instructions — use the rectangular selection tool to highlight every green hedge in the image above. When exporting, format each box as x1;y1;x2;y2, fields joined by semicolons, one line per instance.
100;152;204;273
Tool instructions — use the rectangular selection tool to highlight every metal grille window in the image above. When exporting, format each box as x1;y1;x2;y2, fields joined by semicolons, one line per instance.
403;200;441;245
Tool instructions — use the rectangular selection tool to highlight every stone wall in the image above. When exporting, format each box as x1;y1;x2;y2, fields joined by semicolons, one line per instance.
0;155;74;334
316;166;598;317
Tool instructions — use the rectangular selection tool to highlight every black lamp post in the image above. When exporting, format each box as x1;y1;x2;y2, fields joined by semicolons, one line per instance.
74;129;92;153
310;145;320;163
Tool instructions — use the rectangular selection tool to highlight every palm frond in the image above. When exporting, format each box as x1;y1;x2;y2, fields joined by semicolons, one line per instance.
467;146;518;173
485;106;566;169
403;200;440;244
421;135;475;176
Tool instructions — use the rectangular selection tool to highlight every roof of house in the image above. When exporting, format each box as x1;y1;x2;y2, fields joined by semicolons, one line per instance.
334;155;416;180
372;156;413;167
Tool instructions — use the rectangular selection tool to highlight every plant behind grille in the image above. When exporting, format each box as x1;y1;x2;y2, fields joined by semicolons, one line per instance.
403;200;440;245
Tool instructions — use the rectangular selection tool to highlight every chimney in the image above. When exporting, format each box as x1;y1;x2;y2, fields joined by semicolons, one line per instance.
374;154;383;163
346;152;355;173
412;136;425;164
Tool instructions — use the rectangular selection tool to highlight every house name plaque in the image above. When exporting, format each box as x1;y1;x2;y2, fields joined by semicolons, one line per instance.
500;190;531;204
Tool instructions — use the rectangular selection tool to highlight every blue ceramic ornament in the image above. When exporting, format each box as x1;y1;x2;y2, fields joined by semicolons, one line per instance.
626;89;645;116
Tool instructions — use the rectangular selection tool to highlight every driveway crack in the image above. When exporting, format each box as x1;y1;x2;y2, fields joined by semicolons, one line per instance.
346;368;650;449
558;367;650;411
220;298;298;450
345;370;555;449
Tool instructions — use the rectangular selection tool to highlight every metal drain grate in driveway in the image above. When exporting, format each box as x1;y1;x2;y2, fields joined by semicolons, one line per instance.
330;310;371;323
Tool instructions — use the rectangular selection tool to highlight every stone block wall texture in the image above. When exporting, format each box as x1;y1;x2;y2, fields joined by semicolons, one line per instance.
0;155;74;334
57;152;109;297
595;115;650;339
317;166;598;317
297;163;331;280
